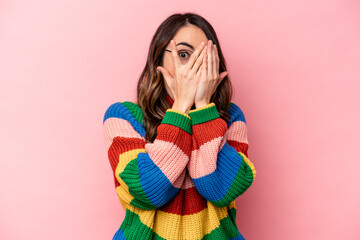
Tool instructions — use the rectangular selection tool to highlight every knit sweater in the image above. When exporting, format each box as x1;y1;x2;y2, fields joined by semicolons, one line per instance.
103;94;257;240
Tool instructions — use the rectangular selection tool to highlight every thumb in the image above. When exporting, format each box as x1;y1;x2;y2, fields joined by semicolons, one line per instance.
218;71;228;82
157;66;172;81
213;72;228;94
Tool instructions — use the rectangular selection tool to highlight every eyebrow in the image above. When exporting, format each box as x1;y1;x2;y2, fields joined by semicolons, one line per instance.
176;42;194;51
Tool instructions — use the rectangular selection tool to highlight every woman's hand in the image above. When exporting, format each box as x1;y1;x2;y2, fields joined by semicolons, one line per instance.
157;39;207;114
194;40;228;108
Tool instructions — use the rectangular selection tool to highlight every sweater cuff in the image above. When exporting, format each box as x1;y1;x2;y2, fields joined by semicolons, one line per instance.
188;102;220;125
161;109;192;135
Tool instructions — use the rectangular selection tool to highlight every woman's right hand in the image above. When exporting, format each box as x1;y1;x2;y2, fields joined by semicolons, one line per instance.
157;39;208;114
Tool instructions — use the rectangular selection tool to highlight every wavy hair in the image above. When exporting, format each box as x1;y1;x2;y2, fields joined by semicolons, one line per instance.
137;12;233;143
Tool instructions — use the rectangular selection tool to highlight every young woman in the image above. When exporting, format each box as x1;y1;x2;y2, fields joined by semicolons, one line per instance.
103;12;257;240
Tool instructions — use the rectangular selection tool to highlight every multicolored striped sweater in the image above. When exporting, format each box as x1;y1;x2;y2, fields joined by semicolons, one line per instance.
103;94;256;240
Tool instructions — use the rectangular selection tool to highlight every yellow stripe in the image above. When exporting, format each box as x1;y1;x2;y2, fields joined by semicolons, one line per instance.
113;147;242;239
189;102;215;114
167;109;191;119
116;193;238;239
239;152;257;180
228;200;236;210
152;202;229;239
116;148;146;174
114;148;146;204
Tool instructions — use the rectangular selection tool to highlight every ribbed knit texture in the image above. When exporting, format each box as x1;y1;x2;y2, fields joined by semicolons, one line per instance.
103;94;257;240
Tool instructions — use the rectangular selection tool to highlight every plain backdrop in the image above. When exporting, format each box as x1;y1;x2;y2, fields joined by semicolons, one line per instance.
1;0;359;239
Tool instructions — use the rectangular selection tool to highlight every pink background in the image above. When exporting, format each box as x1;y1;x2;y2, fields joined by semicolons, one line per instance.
1;1;359;239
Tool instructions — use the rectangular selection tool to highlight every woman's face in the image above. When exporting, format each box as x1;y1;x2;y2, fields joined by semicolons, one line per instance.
162;24;208;99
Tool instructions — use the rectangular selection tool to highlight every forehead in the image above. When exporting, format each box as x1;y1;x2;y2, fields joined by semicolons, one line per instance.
171;24;208;49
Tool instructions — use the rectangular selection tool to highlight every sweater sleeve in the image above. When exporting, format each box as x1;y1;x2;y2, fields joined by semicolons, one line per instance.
187;102;256;207
103;101;192;210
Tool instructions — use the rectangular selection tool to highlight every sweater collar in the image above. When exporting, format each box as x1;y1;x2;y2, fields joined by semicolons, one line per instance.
166;93;174;106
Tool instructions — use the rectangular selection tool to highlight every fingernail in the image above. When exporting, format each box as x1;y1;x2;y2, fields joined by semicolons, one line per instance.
201;41;205;46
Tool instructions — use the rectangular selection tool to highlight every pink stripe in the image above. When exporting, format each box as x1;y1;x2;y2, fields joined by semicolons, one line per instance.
226;121;248;144
145;139;189;188
188;136;224;179
173;168;187;189
103;118;143;150
181;171;195;189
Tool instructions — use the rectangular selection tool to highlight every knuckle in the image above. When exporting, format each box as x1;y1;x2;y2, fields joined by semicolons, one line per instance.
194;48;203;57
190;53;197;61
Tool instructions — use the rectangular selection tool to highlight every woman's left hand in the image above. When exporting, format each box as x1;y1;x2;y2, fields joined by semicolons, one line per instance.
194;40;228;108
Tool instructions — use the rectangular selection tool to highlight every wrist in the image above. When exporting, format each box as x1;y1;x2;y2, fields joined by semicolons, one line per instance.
195;101;210;109
172;102;190;115
188;102;220;125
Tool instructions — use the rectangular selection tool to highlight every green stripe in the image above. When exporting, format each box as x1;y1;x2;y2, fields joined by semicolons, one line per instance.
188;104;220;125
161;110;192;135
120;208;166;240
120;207;240;240
121;101;143;123
201;207;240;239
211;155;254;207
119;158;158;210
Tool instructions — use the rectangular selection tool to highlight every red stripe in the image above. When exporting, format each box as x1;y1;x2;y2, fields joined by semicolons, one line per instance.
108;137;145;171
227;140;248;158
108;126;192;188
192;118;227;150
108;137;145;188
113;175;120;188
166;94;174;106
157;124;192;157
159;186;208;215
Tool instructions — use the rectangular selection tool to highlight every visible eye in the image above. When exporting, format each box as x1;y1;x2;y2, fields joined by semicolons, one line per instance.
178;50;192;60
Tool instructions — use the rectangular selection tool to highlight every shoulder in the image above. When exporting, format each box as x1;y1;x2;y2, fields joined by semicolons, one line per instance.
103;101;143;124
227;102;246;125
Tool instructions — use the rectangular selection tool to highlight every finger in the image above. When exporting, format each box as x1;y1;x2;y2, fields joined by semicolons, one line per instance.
191;45;207;75
157;66;173;82
196;51;207;77
214;44;219;76
218;71;228;83
207;40;213;80
195;61;202;79
185;41;206;72
212;44;217;79
170;40;181;70
202;51;208;77
212;71;228;95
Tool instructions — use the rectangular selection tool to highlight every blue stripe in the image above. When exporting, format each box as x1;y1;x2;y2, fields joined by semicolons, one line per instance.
227;103;246;129
112;227;126;240
230;231;246;240
192;142;244;201
103;102;145;137
137;152;180;207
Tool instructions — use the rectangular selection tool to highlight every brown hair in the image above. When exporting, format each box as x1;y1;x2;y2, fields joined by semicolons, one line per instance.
137;12;233;143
